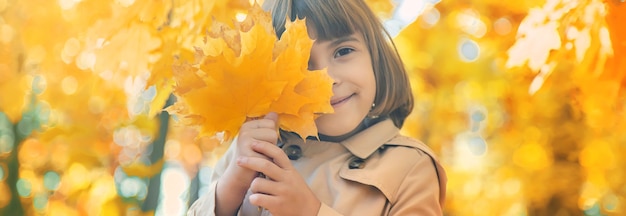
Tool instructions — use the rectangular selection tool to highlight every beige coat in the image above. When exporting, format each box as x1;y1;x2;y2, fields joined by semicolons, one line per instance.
188;119;447;215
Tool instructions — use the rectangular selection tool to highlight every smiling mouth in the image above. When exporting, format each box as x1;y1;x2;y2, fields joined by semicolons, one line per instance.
330;94;354;106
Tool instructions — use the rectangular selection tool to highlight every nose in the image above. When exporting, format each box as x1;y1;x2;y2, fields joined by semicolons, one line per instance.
326;66;339;86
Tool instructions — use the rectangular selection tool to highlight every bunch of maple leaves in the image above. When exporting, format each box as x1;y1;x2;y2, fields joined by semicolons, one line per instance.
166;4;333;141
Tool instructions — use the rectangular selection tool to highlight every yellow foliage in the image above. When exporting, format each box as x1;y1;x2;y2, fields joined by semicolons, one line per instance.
168;4;333;140
512;142;552;171
0;1;28;123
0;74;29;123
93;23;162;78
147;0;252;116
396;0;626;215
606;2;626;60
2;0;324;214
364;0;395;18
121;159;165;178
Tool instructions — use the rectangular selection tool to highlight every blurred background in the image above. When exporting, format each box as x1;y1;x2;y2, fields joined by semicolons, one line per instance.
1;0;625;215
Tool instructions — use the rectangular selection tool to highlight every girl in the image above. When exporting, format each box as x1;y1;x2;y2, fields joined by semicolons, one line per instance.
188;0;447;215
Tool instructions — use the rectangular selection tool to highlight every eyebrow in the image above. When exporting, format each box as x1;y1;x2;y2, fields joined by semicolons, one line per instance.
326;36;360;48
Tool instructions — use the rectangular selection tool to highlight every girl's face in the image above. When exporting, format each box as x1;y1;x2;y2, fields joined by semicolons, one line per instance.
309;30;377;137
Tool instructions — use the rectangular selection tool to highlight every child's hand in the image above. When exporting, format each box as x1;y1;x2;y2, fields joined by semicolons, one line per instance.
223;112;280;189
215;112;280;215
237;141;322;216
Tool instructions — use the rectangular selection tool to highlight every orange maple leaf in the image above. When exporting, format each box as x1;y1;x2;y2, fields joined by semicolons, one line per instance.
168;4;333;141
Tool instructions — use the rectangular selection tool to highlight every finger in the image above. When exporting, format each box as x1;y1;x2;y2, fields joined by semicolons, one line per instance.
249;176;283;195
241;141;273;161
263;112;279;129
241;119;278;130
238;127;278;145
251;141;292;170
237;156;284;181
249;193;281;211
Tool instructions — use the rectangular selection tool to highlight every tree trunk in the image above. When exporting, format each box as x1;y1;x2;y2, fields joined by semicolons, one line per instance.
142;95;175;212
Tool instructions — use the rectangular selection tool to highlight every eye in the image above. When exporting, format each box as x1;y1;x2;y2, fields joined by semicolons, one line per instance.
334;47;354;58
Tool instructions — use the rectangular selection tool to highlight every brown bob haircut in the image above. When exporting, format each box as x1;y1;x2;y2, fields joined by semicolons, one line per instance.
262;0;414;128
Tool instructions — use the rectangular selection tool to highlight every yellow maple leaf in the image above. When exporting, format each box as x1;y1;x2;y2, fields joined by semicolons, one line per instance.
505;8;562;72
168;4;333;141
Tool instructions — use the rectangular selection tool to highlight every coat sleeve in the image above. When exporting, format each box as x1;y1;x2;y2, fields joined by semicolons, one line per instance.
388;149;445;215
187;139;238;216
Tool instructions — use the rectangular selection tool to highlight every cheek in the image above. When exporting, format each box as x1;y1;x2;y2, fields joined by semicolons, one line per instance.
361;66;377;103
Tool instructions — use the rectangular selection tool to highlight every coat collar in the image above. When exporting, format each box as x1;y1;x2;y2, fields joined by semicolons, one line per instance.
280;118;400;159
340;118;399;159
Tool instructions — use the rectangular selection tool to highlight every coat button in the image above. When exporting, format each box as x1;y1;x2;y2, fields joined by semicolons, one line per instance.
378;145;387;153
283;145;302;160
349;158;365;169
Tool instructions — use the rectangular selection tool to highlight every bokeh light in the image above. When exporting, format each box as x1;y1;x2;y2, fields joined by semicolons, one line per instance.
76;51;96;71
59;163;90;195
119;177;147;199
0;115;14;154
420;7;440;28
31;75;46;95
86;173;117;214
157;163;190;216
61;76;78;95
58;0;81;10
458;38;480;62
43;171;61;191
16;179;31;197
33;193;48;211
493;17;512;36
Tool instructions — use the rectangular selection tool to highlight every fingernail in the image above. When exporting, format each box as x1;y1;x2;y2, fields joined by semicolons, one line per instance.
264;112;278;122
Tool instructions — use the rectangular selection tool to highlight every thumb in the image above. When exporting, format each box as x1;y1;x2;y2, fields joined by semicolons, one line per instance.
264;112;279;128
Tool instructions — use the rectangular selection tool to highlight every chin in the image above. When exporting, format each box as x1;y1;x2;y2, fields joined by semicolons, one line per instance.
315;114;363;137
